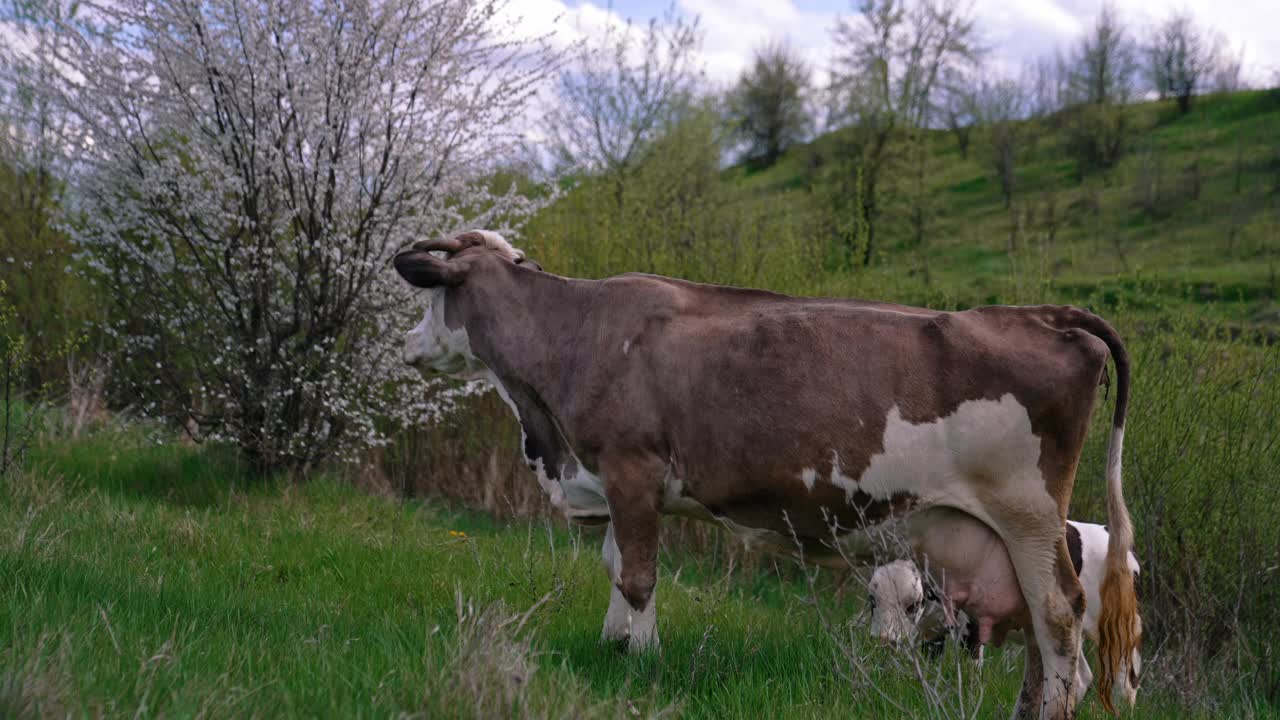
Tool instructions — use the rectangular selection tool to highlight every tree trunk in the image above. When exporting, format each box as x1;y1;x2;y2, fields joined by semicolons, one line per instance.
862;209;876;266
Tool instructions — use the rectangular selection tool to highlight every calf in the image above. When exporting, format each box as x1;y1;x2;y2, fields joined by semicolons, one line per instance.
869;511;1142;709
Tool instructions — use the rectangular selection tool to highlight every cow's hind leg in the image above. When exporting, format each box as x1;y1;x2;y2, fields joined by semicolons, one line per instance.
600;453;664;652
1003;527;1084;720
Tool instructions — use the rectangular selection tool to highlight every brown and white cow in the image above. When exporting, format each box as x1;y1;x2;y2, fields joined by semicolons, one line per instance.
393;230;1141;720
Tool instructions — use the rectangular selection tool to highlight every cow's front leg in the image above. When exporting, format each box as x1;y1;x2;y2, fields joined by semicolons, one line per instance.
600;523;632;645
600;452;663;653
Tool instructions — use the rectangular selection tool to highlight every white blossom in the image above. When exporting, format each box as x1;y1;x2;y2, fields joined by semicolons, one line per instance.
21;0;557;469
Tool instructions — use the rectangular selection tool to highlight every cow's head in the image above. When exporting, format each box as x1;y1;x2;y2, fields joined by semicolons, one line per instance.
393;230;540;378
868;559;926;644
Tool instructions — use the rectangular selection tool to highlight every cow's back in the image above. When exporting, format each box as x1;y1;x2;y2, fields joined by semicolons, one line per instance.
563;278;1110;540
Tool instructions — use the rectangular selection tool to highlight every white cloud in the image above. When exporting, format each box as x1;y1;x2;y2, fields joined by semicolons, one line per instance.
500;0;839;89
498;0;631;52
678;0;838;86
530;0;1279;89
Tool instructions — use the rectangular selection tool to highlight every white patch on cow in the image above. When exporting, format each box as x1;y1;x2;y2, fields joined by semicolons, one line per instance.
853;394;1051;525
485;372;526;452
622;340;630;356
529;457;566;510
404;287;485;378
558;461;609;520
852;393;1085;711
799;467;817;490
829;450;859;499
603;584;631;643
1072;520;1109;643
483;371;607;520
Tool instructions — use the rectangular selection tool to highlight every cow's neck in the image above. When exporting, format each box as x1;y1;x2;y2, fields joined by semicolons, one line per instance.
462;267;596;472
466;268;588;402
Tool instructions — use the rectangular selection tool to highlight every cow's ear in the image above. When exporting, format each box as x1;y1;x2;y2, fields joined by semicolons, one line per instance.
394;250;467;288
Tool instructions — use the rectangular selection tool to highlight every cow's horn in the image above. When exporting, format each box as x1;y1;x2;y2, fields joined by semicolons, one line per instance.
411;230;495;256
410;236;467;255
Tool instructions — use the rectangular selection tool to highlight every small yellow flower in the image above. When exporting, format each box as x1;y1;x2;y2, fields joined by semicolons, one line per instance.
448;530;467;538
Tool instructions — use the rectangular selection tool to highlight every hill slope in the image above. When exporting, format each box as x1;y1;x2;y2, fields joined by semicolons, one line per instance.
724;90;1280;319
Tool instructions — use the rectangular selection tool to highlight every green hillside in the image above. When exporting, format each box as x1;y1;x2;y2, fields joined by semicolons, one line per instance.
525;89;1280;330
728;90;1280;317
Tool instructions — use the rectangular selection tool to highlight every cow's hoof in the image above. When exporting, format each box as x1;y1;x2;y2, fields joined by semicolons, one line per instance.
627;634;660;655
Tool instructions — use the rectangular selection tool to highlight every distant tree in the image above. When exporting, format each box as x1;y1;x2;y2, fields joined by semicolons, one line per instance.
1069;4;1138;106
1024;53;1072;118
1145;11;1223;113
729;42;811;167
829;0;980;265
1210;43;1247;93
941;72;977;159
974;79;1032;208
542;9;701;207
1063;5;1136;178
901;128;935;262
23;0;556;471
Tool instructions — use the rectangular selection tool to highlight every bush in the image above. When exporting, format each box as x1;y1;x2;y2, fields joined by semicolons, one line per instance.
526;110;821;289
1066;103;1130;178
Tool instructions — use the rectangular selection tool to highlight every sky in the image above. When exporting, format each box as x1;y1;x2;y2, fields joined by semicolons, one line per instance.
503;0;1280;88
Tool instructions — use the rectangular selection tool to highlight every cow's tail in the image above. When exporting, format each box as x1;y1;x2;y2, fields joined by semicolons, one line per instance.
1073;310;1140;714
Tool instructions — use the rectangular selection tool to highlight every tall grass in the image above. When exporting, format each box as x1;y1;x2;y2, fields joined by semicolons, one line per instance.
6;422;1274;717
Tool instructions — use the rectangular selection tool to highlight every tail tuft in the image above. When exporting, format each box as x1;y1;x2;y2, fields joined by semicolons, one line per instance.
1095;425;1142;714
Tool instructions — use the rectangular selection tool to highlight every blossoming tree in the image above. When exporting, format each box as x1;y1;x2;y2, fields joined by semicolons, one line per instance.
24;0;554;470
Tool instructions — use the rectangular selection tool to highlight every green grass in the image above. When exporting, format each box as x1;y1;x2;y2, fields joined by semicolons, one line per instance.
2;424;1275;718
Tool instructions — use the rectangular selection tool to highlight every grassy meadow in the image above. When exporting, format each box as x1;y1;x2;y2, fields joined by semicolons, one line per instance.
2;423;1275;719
4;88;1280;718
